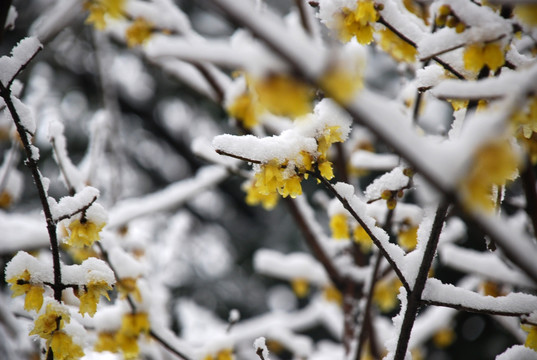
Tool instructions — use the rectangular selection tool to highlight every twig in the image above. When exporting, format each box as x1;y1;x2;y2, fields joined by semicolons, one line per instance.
0;82;63;302
54;196;98;223
521;156;537;236
294;0;313;36
215;149;262;164
355;251;382;360
393;199;449;360
150;329;190;360
422;298;535;317
309;170;410;292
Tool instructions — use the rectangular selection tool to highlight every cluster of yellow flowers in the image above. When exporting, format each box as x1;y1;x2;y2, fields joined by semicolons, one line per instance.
459;138;519;212
329;213;373;252
373;277;402;313
30;302;84;360
84;0;154;47
245;125;345;209
337;0;379;45
203;348;234;360
95;312;150;358
463;42;505;74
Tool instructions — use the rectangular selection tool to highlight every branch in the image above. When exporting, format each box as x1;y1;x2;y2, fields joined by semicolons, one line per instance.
0;82;63;302
309;170;410;292
521;156;537;236
54;196;98;223
393;200;449;360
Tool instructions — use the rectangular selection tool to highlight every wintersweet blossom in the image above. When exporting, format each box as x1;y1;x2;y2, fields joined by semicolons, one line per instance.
244;180;279;210
323;285;343;305
378;29;417;63
330;213;350;239
432;327;455;349
7;269;45;312
515;5;537;26
67;219;105;248
397;224;418;251
30;302;70;339
353;225;372;252
524;325;537;351
291;278;310;298
77;280;113;317
204;349;234;360
511;96;537;139
95;332;118;353
126;18;154;48
463;42;505;73
227;92;262;129
459;138;519;212
337;0;379;44
117;277;143;302
373;278;401;312
250;74;313;118
115;312;150;359
49;330;85;360
84;0;126;30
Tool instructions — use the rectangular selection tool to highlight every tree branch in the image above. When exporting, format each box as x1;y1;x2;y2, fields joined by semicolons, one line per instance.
393;199;449;360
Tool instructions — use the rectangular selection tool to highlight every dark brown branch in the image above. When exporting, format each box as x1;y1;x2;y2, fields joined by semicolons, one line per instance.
393;199;449;360
0;82;63;302
54;196;98;223
521;156;537;236
150;329;190;360
7;46;42;88
309;170;410;292
215;149;262;164
295;0;313;36
422;298;534;317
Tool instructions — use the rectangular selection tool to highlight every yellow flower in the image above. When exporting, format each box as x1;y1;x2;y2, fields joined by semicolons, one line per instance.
460;139;519;212
78;280;113;317
7;269;31;297
378;29;417;63
433;327;455;348
227;92;262;129
318;126;344;160
337;1;379;44
463;42;505;73
353;225;373;252
245;181;279;210
216;349;234;360
95;332;119;353
0;190;13;208
373;278;401;312
512;96;537;139
25;285;45;312
320;63;364;104
398;225;418;251
318;160;335;180
126;18;154;48
117;277;143;303
291;278;309;298
7;269;45;312
524;325;537;351
323;285;343;305
279;175;303;198
67;219;105;248
514;5;537;26
116;332;140;359
48;330;85;360
121;312;150;337
330;213;350;239
30;302;70;340
84;0;126;30
251;74;313;118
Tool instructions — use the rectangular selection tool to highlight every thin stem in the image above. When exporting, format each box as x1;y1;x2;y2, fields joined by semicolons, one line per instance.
355;251;382;360
215;149;262;164
149;329;190;360
0;83;63;302
294;0;313;36
54;196;98;223
310;170;410;292
521;156;537;236
393;199;449;360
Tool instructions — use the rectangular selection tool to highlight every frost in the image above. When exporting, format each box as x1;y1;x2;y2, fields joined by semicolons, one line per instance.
365;167;410;201
253;337;270;360
496;345;537;360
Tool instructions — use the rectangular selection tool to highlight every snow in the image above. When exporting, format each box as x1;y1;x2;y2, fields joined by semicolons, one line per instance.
49;187;102;221
351;150;399;171
496;345;537;360
0;37;42;86
108;247;146;278
253;337;270;359
229;309;240;323
108;166;229;228
365;166;410;201
423;278;537;315
440;243;534;288
253;249;330;286
5;6;17;30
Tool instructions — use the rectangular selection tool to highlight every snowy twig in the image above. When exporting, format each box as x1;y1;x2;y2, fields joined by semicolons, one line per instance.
215;149;262;164
0;83;63;302
521;156;537;236
393;200;449;360
309;170;410;292
54;196;98;223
